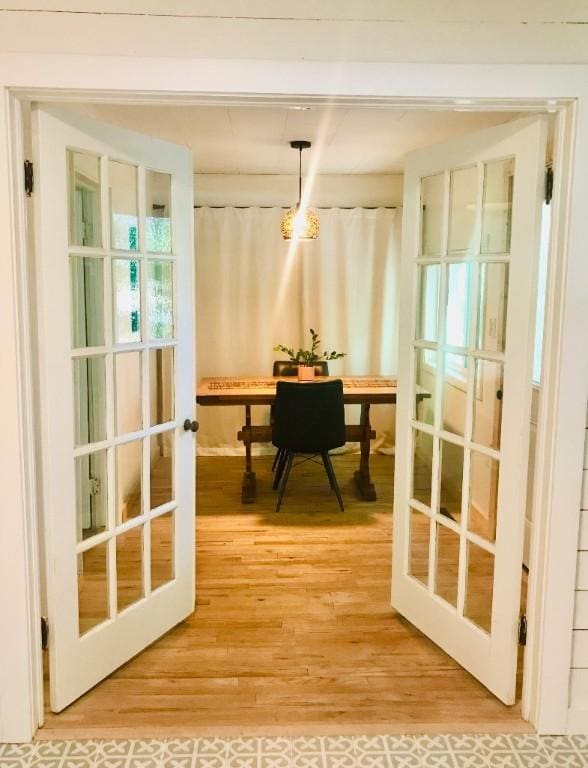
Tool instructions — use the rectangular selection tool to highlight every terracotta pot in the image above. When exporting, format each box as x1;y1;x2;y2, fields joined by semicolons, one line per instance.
297;364;315;381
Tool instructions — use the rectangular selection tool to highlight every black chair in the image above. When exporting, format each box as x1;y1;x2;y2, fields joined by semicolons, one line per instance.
271;360;329;473
271;379;346;512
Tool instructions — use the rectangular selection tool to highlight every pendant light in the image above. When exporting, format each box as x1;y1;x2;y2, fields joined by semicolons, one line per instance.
280;140;319;241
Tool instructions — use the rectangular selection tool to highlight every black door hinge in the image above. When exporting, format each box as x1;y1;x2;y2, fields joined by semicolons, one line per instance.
545;166;553;205
41;616;48;650
24;160;33;197
518;614;527;646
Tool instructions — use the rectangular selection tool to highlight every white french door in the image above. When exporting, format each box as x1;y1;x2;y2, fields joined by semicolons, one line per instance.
392;117;547;704
33;106;195;712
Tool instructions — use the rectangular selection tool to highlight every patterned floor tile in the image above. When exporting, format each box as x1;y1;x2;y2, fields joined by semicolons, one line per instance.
539;735;586;768
0;761;32;768
3;732;587;768
196;738;228;756
194;757;226;768
0;743;36;761
162;739;196;757
568;735;588;751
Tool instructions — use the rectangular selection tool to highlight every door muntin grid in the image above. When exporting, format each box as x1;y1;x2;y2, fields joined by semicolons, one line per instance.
68;150;178;636
407;159;514;635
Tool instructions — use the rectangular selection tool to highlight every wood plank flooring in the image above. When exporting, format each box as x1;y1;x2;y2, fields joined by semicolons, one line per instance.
39;454;529;739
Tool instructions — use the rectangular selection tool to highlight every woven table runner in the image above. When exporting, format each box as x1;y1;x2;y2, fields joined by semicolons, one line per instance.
207;377;396;390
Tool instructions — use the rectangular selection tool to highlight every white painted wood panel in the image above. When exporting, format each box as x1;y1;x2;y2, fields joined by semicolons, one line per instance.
1;6;588;63
574;592;588;630
579;510;588;551
576;552;588;591
572;630;588;668
570;669;588;706
582;469;588;512
569;423;588;727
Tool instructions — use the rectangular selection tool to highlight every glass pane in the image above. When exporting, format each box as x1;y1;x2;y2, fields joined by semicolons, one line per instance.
434;522;460;608
109;160;138;251
416;264;440;342
151;510;174;590
464;541;494;633
150;347;174;426
473;359;504;450
115;351;142;435
412;429;433;508
440;440;463;523
77;541;109;636
481;158;514;255
75;450;108;543
116;525;144;612
446;262;471;348
409;508;430;587
116;440;143;524
150;431;174;510
73;356;106;447
421;174;444;257
477;262;509;354
70;257;104;348
468;451;499;544
113;259;141;344
146;170;172;253
415;349;435;425
441;353;467;437
147;261;174;340
448;166;478;254
68;150;102;248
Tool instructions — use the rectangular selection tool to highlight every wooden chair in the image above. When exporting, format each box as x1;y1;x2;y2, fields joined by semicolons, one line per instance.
271;379;345;512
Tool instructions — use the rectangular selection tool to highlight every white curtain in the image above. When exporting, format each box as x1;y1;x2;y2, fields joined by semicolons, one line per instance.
195;206;401;455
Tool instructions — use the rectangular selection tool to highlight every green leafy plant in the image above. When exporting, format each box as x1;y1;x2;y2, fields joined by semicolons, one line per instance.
273;328;346;366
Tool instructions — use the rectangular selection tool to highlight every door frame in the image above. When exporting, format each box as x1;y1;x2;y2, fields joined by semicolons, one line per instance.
1;57;587;741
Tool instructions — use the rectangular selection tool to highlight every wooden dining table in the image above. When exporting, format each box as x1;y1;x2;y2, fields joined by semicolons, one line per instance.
196;375;398;504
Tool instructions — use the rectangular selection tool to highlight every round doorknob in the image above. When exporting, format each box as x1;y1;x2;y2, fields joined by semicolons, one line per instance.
184;419;199;433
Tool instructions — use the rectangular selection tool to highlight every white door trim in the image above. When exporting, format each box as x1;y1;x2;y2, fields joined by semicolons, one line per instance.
523;99;587;733
1;58;587;740
0;91;44;742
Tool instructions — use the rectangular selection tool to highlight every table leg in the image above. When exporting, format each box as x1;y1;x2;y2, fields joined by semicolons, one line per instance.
354;403;377;501
241;404;256;503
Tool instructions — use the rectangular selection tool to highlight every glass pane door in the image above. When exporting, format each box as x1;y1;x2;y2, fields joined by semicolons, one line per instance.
409;159;511;627
71;154;178;637
392;117;547;704
34;106;194;712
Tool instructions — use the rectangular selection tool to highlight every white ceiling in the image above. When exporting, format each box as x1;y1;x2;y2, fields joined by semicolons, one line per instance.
77;103;526;174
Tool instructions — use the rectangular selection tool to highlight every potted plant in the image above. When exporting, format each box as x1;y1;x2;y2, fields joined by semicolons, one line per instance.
273;328;346;381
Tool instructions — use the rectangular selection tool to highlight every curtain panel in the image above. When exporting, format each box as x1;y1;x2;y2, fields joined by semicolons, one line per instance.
195;206;401;455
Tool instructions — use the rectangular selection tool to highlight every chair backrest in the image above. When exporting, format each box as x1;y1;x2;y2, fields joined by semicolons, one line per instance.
272;360;329;377
272;379;345;452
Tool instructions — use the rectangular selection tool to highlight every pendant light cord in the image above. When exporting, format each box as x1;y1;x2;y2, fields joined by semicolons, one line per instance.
298;146;302;206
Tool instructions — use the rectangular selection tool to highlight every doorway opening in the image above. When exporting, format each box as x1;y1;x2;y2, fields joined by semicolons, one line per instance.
25;97;557;738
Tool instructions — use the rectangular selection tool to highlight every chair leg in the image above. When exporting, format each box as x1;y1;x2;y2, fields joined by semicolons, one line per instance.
320;451;335;489
272;446;283;472
273;449;288;490
276;452;294;512
322;451;344;511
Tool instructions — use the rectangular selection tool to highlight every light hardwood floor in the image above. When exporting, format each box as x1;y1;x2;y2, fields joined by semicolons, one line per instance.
40;454;529;739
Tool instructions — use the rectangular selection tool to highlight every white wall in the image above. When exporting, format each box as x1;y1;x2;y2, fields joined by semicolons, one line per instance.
568;407;588;732
1;2;588;63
